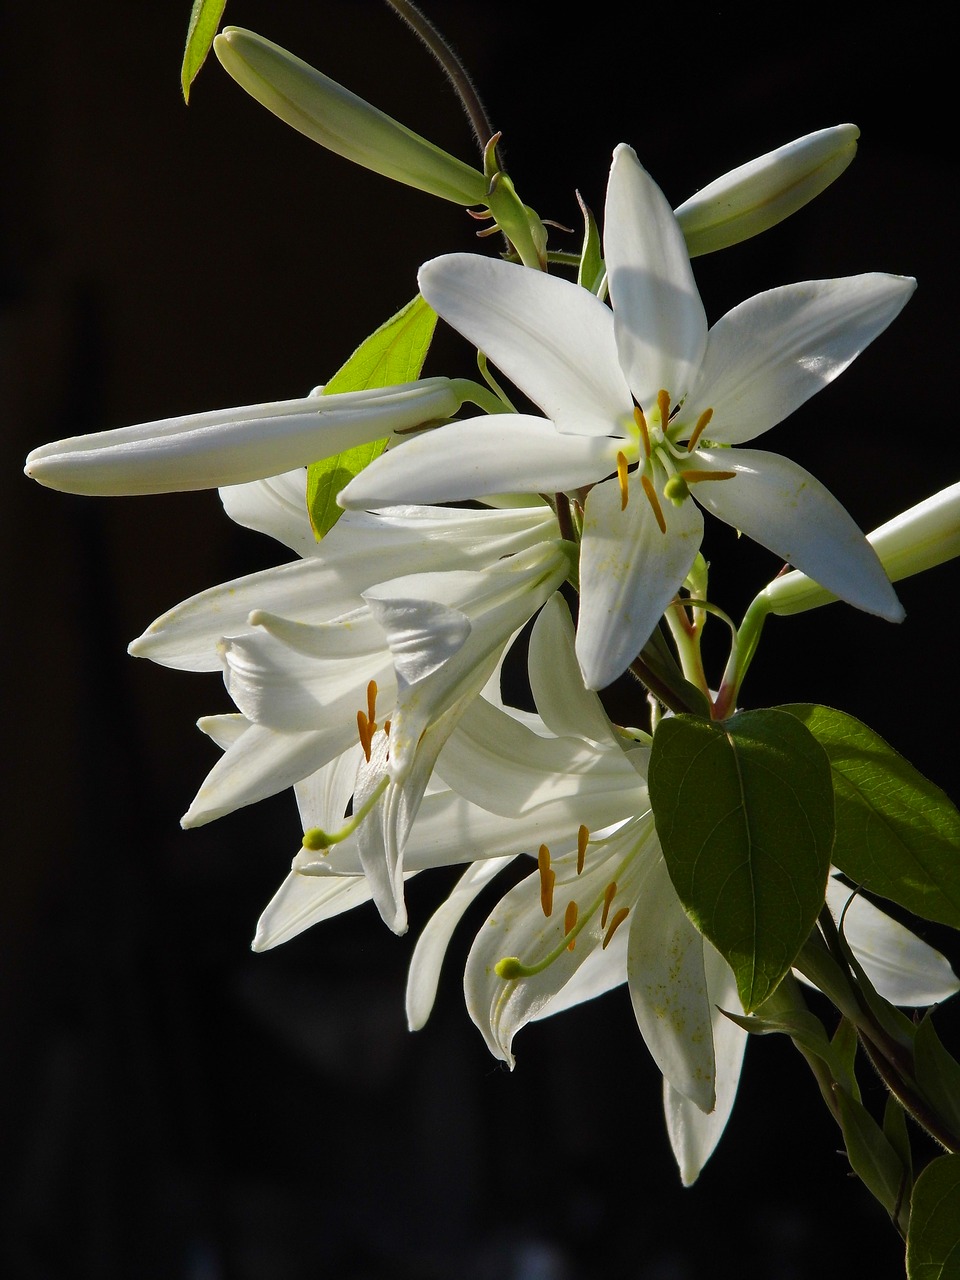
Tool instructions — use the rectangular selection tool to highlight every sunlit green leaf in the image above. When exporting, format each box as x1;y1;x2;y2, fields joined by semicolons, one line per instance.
782;705;960;929
648;709;834;1012
182;0;228;103
306;294;437;539
907;1154;960;1278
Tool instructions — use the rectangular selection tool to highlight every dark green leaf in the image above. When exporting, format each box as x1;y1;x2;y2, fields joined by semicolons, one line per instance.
649;709;834;1011
907;1154;960;1278
914;1014;960;1145
181;0;228;102
835;1087;910;1222
307;294;437;539
782;705;960;928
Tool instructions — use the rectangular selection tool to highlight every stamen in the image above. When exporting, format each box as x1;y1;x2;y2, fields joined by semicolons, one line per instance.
538;844;556;918
366;680;378;727
357;710;373;763
657;389;671;428
633;405;651;457
680;468;737;483
686;407;714;453
602;907;630;949
300;775;390;852
577;825;589;875
640;475;667;533
601;880;617;929
564;900;579;950
383;719;391;736
616;451;630;510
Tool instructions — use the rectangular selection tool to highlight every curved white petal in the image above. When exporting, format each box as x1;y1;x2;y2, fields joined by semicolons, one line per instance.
181;721;349;827
418;253;632;436
663;946;747;1185
627;853;716;1112
604;145;708;406
219;469;317;556
696;274;916;445
533;923;630;1016
253;870;373;951
577;474;704;689
406;856;515;1031
695;448;904;622
293;742;366;831
339;415;617;509
827;880;960;1006
528;595;626;747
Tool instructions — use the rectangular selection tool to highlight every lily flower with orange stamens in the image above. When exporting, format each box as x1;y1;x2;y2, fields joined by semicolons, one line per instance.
340;145;913;689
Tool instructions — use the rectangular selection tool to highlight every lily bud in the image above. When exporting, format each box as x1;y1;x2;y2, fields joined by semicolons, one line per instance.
675;124;860;258
760;481;960;616
24;378;463;496
214;27;488;207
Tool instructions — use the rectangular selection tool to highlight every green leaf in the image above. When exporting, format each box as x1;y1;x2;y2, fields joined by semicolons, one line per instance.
914;1014;960;1144
181;0;228;102
648;709;834;1012
884;1093;914;1195
907;1155;960;1278
306;295;437;540
781;705;960;929
576;195;604;295
835;1087;910;1223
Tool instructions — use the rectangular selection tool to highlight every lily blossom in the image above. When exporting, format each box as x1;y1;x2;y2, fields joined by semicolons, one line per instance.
341;145;913;689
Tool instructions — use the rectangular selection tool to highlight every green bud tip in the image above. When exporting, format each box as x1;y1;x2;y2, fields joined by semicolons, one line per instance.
495;957;524;981
302;827;332;851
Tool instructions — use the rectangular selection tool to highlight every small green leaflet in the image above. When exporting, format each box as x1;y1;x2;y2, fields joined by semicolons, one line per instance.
307;295;437;540
181;0;228;102
648;709;834;1012
907;1155;960;1278
781;705;960;929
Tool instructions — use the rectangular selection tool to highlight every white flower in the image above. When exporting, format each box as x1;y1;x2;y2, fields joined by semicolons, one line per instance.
341;145;913;689
398;596;958;1183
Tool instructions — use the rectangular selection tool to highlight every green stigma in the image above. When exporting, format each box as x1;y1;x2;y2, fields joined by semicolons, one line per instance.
495;957;524;980
302;827;333;851
663;474;690;506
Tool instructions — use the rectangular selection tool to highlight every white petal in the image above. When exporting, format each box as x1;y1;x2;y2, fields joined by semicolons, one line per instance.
577;474;704;689
528;595;625;747
627;854;717;1112
418;253;632;436
219;468;318;556
663;947;747;1185
827;880;960;1006
253;870;373;951
604;145;708;405
25;379;464;495
406;856;515;1030
696;274;916;445
293;743;366;831
695;448;904;622
339;415;617;509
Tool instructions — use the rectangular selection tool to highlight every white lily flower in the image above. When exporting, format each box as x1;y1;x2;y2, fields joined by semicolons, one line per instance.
24;378;465;496
341;144;912;689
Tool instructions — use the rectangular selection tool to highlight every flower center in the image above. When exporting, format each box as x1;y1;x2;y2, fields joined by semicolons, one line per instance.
494;824;633;981
620;389;736;528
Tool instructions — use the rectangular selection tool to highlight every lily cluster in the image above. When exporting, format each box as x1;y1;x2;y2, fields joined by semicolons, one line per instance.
24;23;960;1187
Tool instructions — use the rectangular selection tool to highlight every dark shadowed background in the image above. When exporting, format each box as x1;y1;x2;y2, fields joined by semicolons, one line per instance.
3;4;958;1277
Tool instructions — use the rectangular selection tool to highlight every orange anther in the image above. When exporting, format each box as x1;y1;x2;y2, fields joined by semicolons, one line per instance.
686;407;714;452
680;468;736;484
577;825;589;875
538;845;555;918
657;389;672;426
633;405;651;457
601;881;618;929
616;452;630;510
602;907;630;949
564;900;579;950
640;475;667;533
366;680;378;727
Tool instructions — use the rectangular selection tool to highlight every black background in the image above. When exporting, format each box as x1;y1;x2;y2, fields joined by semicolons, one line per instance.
4;3;959;1277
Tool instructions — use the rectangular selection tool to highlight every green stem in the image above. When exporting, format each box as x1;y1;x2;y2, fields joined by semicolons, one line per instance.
383;0;498;159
